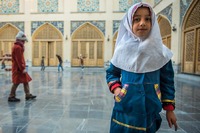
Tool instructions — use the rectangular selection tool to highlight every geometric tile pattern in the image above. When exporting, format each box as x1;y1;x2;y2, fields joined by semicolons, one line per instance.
0;0;19;14
71;21;105;35
31;21;64;35
113;20;121;34
38;0;58;13
158;4;172;24
180;0;193;25
77;0;99;12
0;22;24;31
119;0;141;12
154;0;161;5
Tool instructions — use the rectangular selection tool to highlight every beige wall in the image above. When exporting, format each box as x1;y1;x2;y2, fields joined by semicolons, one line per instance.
0;0;184;68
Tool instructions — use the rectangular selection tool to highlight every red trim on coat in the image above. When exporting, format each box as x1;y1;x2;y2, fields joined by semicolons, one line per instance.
163;104;174;111
110;83;121;93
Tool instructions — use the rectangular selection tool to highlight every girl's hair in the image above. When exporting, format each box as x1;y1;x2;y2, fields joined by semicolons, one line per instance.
131;4;152;21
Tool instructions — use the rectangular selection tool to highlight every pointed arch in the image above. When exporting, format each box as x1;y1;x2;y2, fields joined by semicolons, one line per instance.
71;22;104;67
182;0;200;75
0;23;19;56
71;22;104;40
32;23;63;67
32;23;62;40
157;15;171;49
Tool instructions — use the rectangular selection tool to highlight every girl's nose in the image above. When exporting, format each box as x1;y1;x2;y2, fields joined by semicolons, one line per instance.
140;19;146;26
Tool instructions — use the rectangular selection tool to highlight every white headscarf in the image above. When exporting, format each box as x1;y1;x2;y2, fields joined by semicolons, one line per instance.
111;2;173;73
16;31;28;42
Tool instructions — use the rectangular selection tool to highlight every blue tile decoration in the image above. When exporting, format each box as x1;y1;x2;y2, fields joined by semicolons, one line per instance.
31;21;64;35
180;0;193;25
0;22;24;31
113;20;121;34
119;0;141;12
0;0;19;14
154;0;161;5
157;4;172;24
38;0;58;13
77;0;99;12
71;21;105;35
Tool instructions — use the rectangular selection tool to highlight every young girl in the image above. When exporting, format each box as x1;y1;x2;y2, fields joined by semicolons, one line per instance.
8;31;36;102
106;2;178;133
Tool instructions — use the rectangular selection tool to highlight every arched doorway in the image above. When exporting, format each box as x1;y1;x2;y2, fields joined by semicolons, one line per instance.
71;23;104;67
0;24;18;57
32;23;63;66
182;0;200;75
112;32;118;55
158;16;171;49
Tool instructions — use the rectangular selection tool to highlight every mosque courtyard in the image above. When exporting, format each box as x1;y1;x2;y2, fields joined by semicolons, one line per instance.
0;67;199;133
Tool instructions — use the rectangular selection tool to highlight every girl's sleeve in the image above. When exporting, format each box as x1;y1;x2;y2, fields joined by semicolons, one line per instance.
160;60;175;111
106;63;122;93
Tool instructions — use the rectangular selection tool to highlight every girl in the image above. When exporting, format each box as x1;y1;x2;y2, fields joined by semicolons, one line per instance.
106;2;178;133
8;31;36;102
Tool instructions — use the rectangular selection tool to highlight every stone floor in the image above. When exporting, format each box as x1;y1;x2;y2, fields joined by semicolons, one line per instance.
0;67;199;133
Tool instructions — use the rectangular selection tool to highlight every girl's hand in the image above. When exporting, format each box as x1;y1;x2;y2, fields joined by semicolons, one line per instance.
114;87;121;96
166;110;178;131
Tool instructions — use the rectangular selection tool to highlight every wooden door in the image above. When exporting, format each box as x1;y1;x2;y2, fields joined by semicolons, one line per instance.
33;41;60;66
183;31;195;73
0;41;13;66
113;32;118;55
72;41;79;66
33;41;40;66
195;28;200;74
87;41;96;66
162;36;171;49
79;41;96;66
71;23;104;67
97;41;103;66
48;41;55;66
182;0;200;75
1;41;14;55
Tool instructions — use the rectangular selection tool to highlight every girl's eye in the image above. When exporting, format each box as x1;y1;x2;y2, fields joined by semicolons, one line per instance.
145;17;151;21
133;18;140;22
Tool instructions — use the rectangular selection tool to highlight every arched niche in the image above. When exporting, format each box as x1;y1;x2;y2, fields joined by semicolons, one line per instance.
112;31;118;55
71;22;104;67
0;24;19;56
182;0;200;75
32;23;63;66
157;15;171;49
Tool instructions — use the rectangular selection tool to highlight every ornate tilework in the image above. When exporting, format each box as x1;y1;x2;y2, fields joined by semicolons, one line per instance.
77;0;99;12
0;22;24;31
154;0;161;5
71;21;105;35
0;0;19;14
158;4;172;24
180;0;193;25
119;0;141;12
113;20;121;34
38;0;58;13
31;21;64;35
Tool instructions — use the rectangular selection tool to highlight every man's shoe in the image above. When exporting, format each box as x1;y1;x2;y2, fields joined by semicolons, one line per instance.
8;96;20;102
26;94;36;100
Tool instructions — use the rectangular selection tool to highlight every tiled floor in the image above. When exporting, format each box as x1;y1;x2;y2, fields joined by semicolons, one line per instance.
0;67;199;133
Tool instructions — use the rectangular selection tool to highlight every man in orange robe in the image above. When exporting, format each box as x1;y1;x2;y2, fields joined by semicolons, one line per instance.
8;31;36;102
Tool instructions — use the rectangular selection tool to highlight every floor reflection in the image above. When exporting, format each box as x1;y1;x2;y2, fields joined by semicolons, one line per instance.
0;68;199;133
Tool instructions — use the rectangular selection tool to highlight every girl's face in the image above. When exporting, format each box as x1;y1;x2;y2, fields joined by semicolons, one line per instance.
132;7;152;39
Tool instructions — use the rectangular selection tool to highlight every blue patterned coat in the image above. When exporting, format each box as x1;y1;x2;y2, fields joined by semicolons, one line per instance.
106;60;175;133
